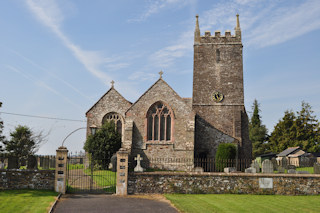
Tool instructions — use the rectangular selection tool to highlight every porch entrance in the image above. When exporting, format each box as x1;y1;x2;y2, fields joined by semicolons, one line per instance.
66;153;116;194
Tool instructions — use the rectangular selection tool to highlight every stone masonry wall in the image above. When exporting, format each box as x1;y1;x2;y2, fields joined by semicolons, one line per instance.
192;28;251;159
86;87;132;141
128;172;320;195
126;79;195;170
0;169;55;190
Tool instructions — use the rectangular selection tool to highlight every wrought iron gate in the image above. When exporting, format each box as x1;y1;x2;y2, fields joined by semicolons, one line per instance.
66;153;116;194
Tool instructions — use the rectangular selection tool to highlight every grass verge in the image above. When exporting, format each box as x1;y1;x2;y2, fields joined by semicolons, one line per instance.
0;189;59;213
165;194;320;213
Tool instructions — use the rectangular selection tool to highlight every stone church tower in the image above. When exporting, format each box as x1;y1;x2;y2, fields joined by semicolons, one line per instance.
192;15;252;159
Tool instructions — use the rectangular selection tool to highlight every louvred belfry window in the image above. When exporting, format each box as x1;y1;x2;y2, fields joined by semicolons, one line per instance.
147;102;173;141
102;112;122;134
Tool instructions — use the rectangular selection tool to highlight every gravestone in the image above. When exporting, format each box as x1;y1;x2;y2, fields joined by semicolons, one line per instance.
245;167;256;173
134;154;145;172
43;157;49;169
280;157;288;169
193;167;204;173
7;156;19;169
287;169;296;174
314;162;320;174
296;171;310;174
110;154;117;172
224;167;236;173
287;165;296;170
262;159;273;173
251;160;260;173
277;166;285;173
40;157;44;168
0;160;4;169
271;158;278;171
300;157;309;167
27;155;38;170
50;157;56;168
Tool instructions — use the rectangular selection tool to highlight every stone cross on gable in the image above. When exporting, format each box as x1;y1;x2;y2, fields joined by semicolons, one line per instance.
134;154;145;172
159;70;163;79
111;80;115;88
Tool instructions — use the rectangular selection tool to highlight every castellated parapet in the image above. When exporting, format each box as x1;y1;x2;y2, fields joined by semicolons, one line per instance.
200;30;241;44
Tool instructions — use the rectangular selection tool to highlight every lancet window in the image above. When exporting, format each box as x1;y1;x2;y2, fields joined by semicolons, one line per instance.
147;102;173;141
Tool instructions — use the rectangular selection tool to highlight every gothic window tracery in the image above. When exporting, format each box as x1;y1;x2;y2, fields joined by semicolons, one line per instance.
147;102;173;141
102;112;122;134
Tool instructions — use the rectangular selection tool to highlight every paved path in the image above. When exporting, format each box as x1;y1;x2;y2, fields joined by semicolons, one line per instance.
67;169;102;192
53;194;178;213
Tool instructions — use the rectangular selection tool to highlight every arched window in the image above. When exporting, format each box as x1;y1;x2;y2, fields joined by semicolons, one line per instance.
147;102;173;141
102;112;122;134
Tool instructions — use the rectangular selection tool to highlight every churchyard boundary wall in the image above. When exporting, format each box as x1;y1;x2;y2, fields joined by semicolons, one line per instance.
0;169;55;190
128;172;320;195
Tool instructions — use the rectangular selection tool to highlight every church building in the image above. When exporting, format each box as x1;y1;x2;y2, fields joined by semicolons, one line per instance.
86;15;252;170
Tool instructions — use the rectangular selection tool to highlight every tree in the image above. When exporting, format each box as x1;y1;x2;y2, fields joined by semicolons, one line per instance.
0;102;6;153
269;101;320;153
84;121;121;169
295;101;320;152
3;125;46;166
249;99;268;158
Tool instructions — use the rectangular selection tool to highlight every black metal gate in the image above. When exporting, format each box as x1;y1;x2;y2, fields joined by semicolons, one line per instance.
66;153;116;194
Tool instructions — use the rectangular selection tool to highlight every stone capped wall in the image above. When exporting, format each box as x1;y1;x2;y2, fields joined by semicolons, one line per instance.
0;169;55;190
128;172;320;195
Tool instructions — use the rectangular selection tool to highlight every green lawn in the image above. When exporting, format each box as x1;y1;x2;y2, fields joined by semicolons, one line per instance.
0;190;59;213
165;194;320;213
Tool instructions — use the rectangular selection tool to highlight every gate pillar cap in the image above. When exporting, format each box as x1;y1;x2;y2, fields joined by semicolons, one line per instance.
57;146;68;152
118;148;129;154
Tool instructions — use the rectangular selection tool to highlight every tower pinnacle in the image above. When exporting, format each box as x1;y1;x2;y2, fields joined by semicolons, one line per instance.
194;14;201;44
235;14;241;39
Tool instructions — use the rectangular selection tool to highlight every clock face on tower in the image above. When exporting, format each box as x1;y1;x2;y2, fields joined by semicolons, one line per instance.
212;91;224;103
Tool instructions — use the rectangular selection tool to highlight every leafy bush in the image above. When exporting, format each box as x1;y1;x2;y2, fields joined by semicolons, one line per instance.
215;143;236;171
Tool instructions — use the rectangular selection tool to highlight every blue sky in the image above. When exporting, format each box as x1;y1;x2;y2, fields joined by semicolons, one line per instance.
1;0;320;155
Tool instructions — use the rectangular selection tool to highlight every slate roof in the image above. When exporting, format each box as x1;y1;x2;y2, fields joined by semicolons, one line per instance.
277;147;301;157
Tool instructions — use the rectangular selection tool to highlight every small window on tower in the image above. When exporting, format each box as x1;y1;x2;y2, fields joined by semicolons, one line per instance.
216;49;220;62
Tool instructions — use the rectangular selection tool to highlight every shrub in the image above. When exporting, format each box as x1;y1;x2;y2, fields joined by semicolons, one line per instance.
215;143;237;171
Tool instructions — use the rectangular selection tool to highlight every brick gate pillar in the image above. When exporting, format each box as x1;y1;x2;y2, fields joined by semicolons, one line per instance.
116;148;129;195
55;146;68;194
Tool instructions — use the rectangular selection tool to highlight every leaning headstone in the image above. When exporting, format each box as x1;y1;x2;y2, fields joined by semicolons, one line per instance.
110;154;117;172
271;158;278;171
314;163;320;174
287;165;296;170
224;167;236;173
245;167;257;173
251;160;260;173
278;166;285;173
287;169;296;174
280;157;288;169
262;159;273;173
27;155;38;170
7;156;19;169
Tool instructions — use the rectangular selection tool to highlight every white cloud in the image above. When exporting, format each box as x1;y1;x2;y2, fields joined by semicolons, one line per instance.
128;0;195;22
129;71;158;81
149;0;320;70
6;65;83;111
25;0;126;85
